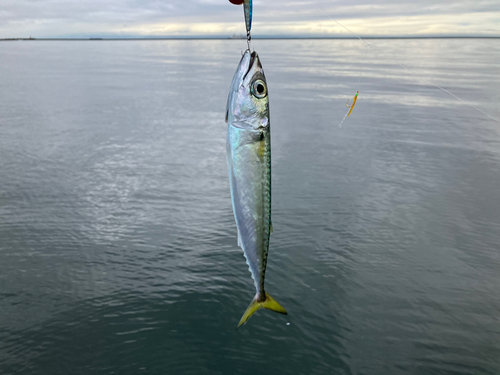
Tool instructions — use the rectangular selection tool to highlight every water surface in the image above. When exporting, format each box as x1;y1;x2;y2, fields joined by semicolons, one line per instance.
1;39;500;374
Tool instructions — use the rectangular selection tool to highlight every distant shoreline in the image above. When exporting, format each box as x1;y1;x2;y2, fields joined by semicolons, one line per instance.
1;36;499;41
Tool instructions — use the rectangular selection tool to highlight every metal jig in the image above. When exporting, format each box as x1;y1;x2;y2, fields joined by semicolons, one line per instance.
243;0;252;50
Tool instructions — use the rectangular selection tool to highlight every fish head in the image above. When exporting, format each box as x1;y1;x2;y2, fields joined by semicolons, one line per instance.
226;50;269;130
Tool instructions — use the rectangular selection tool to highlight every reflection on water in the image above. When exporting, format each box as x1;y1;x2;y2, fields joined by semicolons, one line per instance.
1;39;500;374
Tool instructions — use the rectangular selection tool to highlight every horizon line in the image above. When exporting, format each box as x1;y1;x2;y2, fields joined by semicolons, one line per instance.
2;35;500;41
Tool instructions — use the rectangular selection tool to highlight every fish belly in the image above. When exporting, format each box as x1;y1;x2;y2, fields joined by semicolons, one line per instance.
227;126;271;294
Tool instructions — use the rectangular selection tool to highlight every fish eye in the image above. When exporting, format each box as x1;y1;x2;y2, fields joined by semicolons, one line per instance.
251;79;267;99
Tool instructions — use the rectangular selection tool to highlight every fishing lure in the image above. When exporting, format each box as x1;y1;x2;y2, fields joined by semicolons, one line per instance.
347;91;359;117
243;0;252;49
339;91;360;127
243;0;252;35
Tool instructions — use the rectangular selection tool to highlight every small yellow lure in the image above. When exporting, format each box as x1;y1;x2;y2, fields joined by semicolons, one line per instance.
338;91;359;127
346;91;359;117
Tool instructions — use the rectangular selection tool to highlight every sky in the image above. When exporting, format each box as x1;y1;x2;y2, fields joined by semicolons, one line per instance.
1;0;499;39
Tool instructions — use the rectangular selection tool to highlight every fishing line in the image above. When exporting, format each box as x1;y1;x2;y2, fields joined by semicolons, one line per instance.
338;103;351;128
354;48;366;92
339;45;368;127
308;0;500;124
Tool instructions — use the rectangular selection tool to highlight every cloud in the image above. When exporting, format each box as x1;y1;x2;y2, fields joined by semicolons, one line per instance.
0;0;499;38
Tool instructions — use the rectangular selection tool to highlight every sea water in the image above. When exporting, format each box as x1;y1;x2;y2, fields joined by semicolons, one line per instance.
1;39;500;374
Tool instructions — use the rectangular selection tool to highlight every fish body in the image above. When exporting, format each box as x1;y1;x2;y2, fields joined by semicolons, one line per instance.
226;50;286;327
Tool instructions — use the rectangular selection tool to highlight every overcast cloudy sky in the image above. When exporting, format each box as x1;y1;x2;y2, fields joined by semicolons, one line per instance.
1;0;499;38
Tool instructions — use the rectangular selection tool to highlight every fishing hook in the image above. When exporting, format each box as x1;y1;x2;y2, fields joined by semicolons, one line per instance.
247;32;251;51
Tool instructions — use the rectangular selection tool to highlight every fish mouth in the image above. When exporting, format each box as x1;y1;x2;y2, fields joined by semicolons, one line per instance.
243;51;258;80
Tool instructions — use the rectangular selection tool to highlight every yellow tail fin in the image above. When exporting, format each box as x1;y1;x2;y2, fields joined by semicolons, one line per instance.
237;292;287;328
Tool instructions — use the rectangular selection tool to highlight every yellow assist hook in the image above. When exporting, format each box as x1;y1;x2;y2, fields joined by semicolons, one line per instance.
346;91;359;117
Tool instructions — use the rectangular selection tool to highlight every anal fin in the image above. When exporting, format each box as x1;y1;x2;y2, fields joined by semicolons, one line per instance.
237;229;243;248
